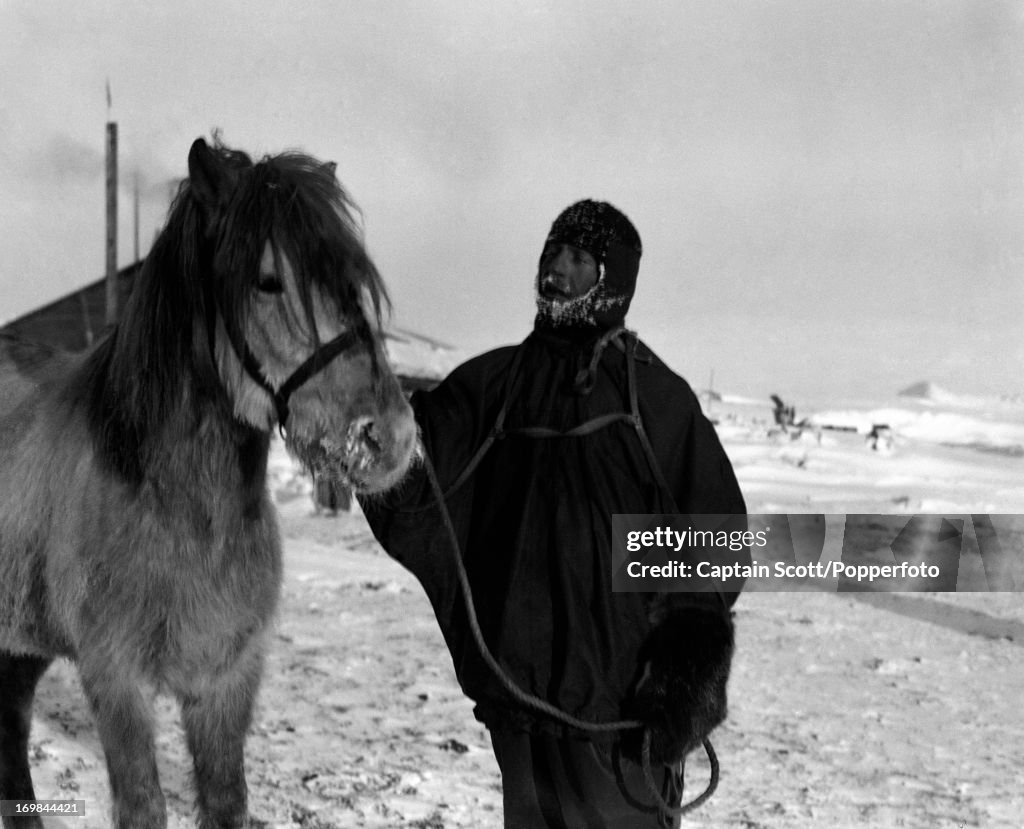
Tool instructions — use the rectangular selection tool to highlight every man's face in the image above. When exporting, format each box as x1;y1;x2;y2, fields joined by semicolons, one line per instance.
537;243;599;300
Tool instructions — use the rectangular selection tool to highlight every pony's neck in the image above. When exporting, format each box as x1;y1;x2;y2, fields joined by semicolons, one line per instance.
153;398;271;517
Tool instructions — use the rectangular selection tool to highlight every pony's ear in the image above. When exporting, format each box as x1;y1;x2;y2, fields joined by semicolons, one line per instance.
323;161;338;179
188;138;235;211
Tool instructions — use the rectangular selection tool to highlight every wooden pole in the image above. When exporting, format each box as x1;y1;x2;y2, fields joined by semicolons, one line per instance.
133;172;140;264
79;291;94;348
105;121;118;326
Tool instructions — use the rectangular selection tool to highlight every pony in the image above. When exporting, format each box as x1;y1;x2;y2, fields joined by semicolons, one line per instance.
0;137;417;829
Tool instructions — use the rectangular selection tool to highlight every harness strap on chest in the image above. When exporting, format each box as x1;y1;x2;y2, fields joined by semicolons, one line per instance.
504;412;634;440
624;333;681;513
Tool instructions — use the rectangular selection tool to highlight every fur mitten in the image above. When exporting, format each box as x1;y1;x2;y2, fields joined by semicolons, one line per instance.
624;606;734;765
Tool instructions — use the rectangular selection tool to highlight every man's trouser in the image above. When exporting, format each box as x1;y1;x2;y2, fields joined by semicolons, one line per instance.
490;730;683;829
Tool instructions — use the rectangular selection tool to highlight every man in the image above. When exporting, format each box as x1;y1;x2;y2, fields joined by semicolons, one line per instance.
360;200;746;828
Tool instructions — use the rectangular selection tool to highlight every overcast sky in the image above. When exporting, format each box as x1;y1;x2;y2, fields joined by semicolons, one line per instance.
1;1;1021;404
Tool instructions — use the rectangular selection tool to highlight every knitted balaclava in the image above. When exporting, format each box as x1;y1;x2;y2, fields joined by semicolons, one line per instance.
535;199;642;330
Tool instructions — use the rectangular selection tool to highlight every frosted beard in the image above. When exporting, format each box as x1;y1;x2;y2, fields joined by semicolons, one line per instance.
534;275;630;329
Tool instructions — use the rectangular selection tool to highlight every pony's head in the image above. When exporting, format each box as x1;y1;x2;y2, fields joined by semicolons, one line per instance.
95;136;415;493
188;137;416;492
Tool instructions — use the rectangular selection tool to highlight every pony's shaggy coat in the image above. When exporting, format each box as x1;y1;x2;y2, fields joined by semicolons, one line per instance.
0;138;415;829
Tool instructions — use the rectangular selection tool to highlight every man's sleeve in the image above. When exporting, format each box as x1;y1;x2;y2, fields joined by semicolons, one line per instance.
357;352;500;570
652;380;746;518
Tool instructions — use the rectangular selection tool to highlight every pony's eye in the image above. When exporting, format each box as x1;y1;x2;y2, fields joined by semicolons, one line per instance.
256;275;284;294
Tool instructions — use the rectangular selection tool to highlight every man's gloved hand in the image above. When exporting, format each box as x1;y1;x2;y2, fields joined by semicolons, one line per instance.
623;607;734;766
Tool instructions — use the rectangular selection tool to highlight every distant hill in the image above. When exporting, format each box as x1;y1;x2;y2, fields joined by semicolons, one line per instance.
898;381;952;401
898;380;1024;410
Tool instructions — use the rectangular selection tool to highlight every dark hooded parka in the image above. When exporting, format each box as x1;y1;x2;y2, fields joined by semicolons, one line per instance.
361;201;746;759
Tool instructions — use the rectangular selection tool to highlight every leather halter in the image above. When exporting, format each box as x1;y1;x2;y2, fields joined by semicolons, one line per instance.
231;317;374;430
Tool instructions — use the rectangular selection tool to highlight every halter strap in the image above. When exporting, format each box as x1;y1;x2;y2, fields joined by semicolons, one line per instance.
228;318;373;430
246;322;372;426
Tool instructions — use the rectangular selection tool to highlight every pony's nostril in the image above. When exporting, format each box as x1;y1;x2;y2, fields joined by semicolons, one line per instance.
362;423;382;455
347;416;382;456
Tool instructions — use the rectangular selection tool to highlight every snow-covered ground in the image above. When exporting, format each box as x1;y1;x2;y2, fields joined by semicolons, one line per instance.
25;381;1024;828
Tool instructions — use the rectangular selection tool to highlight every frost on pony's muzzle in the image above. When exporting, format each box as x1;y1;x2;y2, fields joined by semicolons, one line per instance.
281;360;417;495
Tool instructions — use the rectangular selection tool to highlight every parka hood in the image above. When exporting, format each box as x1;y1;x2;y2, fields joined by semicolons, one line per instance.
535;200;642;331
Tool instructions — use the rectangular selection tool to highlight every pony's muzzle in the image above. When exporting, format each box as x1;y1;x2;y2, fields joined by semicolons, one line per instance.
284;398;415;493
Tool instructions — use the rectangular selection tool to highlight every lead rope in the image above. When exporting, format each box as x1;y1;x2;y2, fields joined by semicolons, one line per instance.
419;443;719;820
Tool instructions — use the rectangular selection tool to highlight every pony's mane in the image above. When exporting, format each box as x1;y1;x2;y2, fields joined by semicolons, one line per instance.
75;138;388;482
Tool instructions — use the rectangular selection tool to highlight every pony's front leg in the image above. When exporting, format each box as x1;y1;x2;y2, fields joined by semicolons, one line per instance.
0;653;53;829
180;653;262;829
77;658;166;829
